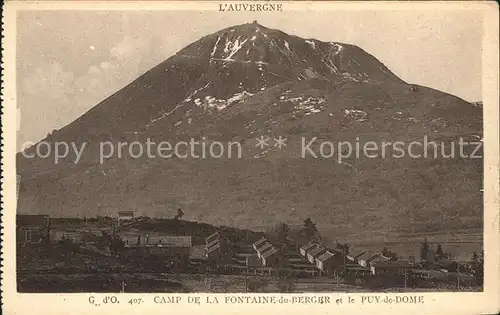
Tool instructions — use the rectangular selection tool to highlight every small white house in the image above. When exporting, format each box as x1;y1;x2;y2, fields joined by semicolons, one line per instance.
252;237;267;252
346;251;365;263
117;210;134;222
299;243;317;257
307;246;326;264
316;251;336;275
206;232;220;246
206;242;222;261
257;242;273;258
261;247;279;266
357;252;380;268
246;254;262;267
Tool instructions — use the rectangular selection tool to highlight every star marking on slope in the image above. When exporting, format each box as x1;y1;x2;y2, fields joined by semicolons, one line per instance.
273;136;287;149
255;135;270;149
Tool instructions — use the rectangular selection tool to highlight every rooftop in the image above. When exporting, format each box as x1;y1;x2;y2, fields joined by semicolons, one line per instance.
358;252;380;261
121;234;192;247
118;211;134;215
256;242;273;252
253;237;267;247
300;243;317;251
206;231;219;239
372;261;414;268
206;243;221;253
206;239;219;249
436;259;458;267
262;247;279;258
347;251;366;259
307;246;326;257
316;251;335;262
17;214;50;227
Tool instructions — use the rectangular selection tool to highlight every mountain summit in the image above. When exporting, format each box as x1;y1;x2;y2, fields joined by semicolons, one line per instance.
179;21;402;83
44;22;403;139
18;23;482;243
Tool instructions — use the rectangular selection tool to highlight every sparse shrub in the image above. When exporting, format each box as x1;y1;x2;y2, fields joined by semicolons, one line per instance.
59;235;79;253
277;276;296;292
287;124;306;134
354;278;366;287
366;276;389;290
344;273;357;285
247;277;268;292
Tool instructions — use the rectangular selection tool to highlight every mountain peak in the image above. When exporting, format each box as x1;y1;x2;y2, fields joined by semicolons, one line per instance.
46;22;405;139
175;22;402;87
219;21;274;35
18;20;483;242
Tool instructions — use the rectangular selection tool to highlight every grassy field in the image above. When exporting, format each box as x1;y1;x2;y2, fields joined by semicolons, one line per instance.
17;273;481;293
17;218;482;293
321;228;483;261
48;221;482;262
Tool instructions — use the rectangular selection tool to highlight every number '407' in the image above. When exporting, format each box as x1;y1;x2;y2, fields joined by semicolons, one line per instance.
128;298;143;305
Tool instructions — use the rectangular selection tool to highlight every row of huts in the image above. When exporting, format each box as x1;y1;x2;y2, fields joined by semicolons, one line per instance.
205;231;231;262
298;243;418;277
299;243;344;276
17;214;194;260
344;248;464;280
252;237;280;266
346;250;413;275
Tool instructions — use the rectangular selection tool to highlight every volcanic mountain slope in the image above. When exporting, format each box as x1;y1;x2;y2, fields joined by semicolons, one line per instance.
18;22;482;244
27;22;402;141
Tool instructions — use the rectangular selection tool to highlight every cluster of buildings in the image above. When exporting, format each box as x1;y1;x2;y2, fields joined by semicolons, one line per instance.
299;243;344;276
345;250;414;276
16;214;50;244
205;231;229;262
204;235;320;276
17;210;138;245
202;235;423;279
17;213;474;287
297;243;424;278
120;233;192;263
16;213;193;263
252;237;280;267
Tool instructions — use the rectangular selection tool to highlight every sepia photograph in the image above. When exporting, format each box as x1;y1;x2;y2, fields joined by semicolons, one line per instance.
12;5;488;294
2;2;498;313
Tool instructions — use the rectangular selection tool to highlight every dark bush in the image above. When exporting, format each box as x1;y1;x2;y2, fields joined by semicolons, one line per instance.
247;277;268;292
277;276;296;292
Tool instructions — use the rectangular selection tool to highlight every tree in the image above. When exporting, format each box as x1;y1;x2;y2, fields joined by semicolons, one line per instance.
471;252;479;265
389;251;398;261
435;244;445;260
302;218;318;242
303;218;317;231
304;217;316;228
276;223;289;246
382;246;398;261
471;251;484;281
173;208;184;220
267;222;290;247
247;277;268;292
109;235;125;257
420;238;429;261
382;247;390;257
96;231;112;250
59;235;79;253
277;275;296;293
96;231;124;256
336;241;350;256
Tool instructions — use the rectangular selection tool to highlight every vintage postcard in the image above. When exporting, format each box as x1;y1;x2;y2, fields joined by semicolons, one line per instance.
1;1;499;314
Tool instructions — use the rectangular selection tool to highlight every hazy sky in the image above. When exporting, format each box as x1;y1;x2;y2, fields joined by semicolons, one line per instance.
17;9;483;146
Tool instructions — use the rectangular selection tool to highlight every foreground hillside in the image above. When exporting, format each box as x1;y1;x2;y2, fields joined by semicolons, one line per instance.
17;22;482;252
